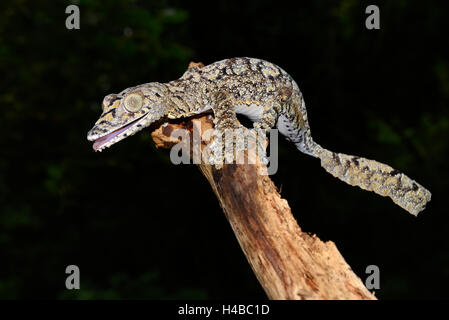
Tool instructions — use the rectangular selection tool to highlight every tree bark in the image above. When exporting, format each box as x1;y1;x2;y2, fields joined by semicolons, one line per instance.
150;115;376;300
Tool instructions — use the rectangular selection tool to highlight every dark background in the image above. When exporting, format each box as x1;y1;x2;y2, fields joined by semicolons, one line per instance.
0;0;448;299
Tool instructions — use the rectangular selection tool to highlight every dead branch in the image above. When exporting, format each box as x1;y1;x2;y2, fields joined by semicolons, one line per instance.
150;115;376;300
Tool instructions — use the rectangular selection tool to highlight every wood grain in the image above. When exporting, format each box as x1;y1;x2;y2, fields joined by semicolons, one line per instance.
150;115;376;300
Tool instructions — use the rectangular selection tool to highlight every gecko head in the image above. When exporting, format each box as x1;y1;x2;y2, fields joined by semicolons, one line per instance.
87;83;168;151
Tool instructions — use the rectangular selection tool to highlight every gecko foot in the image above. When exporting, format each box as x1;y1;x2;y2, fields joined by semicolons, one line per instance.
207;126;268;168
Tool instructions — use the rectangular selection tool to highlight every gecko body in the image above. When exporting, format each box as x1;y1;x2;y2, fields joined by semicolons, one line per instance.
87;57;431;216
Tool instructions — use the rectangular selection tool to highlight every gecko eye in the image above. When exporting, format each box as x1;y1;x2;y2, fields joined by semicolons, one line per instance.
124;93;143;113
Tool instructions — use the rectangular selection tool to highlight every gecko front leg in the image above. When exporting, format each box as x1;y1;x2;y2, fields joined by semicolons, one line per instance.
208;90;239;168
208;90;268;169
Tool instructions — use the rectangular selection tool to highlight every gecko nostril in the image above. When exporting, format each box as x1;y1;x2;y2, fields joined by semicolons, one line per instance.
103;94;119;107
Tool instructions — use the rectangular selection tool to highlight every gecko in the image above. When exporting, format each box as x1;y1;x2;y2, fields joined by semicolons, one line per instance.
87;57;431;216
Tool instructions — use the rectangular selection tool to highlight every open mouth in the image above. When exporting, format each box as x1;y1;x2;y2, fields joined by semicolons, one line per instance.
92;115;146;151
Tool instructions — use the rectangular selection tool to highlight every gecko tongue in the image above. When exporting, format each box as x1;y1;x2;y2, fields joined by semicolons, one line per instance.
93;121;135;151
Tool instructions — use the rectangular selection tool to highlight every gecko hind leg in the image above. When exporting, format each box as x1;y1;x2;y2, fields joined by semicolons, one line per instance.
249;100;284;166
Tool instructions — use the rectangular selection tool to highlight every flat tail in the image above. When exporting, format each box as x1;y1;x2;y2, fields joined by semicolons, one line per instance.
314;146;431;216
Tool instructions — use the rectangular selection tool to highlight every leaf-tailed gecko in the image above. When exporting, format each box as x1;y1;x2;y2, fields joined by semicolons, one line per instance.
87;57;431;216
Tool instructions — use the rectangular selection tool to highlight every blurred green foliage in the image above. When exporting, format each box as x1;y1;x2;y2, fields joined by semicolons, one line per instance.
0;0;448;299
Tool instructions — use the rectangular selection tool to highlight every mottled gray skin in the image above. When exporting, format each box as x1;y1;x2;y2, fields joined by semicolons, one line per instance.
88;58;315;156
87;57;431;216
170;58;317;156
